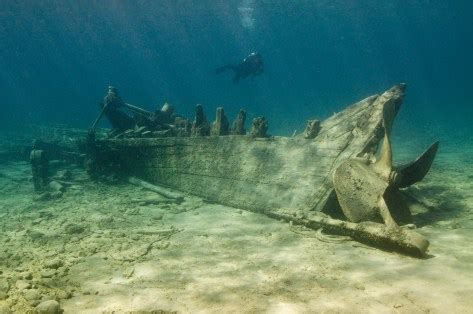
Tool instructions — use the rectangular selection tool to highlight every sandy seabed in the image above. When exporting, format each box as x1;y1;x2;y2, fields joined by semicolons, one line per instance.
0;135;472;313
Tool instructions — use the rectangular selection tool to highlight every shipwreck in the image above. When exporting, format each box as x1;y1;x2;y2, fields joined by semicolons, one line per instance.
86;84;439;257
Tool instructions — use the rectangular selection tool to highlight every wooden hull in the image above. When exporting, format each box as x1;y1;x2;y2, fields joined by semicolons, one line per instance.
96;86;405;216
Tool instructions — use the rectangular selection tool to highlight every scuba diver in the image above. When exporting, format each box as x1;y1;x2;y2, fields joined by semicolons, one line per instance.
216;52;264;84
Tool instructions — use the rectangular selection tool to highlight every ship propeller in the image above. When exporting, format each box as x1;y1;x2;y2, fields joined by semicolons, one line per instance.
333;94;439;228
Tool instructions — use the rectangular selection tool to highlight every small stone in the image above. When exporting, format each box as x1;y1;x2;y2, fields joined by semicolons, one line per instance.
35;300;61;314
55;267;68;278
22;272;33;280
55;290;72;300
44;259;63;269
24;289;41;301
15;280;31;290
40;270;55;278
38;278;54;288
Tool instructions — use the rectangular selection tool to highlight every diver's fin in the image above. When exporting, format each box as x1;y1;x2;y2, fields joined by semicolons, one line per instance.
395;141;439;188
216;65;235;74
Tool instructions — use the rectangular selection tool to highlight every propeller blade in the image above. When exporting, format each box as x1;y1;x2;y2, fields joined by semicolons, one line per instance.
395;141;439;188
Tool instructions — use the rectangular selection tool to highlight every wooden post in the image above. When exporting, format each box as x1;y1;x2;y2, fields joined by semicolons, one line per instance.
211;107;229;136
231;109;246;135
191;104;210;136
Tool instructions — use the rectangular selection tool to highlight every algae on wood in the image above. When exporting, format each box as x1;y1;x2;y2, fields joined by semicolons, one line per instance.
96;87;400;215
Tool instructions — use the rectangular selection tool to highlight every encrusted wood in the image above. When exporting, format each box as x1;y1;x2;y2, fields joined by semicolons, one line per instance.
96;85;406;217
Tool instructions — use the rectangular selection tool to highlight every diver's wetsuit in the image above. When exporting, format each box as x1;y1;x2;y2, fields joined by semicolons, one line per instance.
216;52;264;83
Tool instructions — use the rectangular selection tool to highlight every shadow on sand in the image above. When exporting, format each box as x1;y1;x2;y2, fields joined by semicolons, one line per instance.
406;184;468;228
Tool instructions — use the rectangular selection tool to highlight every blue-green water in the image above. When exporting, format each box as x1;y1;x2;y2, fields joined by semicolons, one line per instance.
1;3;473;312
1;1;472;140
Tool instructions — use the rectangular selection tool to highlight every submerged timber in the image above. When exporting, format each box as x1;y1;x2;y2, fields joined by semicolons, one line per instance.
90;84;438;257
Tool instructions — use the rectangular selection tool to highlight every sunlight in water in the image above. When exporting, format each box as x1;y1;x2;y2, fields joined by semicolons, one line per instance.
238;0;255;30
